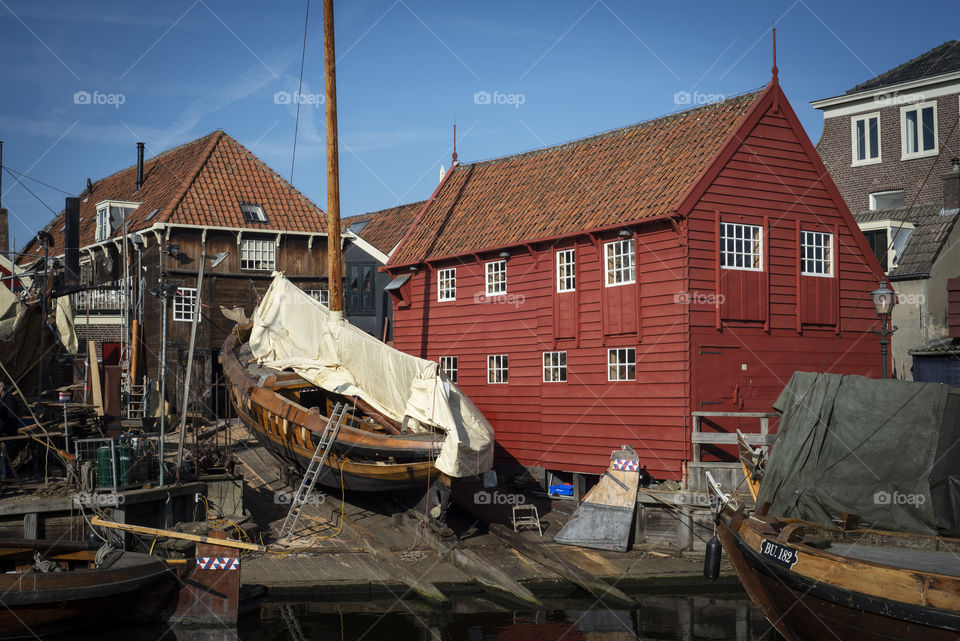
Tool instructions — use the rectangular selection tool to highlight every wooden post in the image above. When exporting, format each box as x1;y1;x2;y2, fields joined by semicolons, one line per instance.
176;246;206;480
323;0;343;313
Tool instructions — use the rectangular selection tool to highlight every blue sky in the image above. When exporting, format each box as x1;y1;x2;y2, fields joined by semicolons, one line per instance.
0;0;955;253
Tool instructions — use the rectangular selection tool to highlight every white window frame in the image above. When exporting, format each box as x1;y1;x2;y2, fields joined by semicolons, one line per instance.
800;230;834;278
556;249;576;292
240;238;276;271
901;101;938;160
240;203;268;223
173;287;200;323
543;351;567;383
487;354;508;384
720;222;763;271
95;208;110;242
308;289;329;306
857;220;915;272
604;239;635;287
850;112;881;166
869;190;905;211
438;268;456;302
485;260;506;295
439;356;458;383
607;348;636;382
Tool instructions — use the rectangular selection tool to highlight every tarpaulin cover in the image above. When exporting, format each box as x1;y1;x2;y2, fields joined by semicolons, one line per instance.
758;371;960;537
248;273;494;478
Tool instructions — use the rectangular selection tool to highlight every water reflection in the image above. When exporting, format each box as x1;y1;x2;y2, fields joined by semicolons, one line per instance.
66;593;781;641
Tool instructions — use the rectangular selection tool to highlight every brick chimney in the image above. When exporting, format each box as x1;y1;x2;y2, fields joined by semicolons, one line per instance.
950;277;960;338
945;157;960;211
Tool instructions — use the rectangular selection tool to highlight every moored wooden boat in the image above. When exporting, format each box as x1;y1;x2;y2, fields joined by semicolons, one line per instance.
717;505;960;641
0;539;181;639
221;324;443;491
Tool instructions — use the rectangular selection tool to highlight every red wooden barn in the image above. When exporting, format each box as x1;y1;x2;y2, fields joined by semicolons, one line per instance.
385;76;887;481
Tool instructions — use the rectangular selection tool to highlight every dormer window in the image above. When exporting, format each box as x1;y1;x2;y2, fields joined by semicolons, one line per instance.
94;200;139;242
240;203;267;223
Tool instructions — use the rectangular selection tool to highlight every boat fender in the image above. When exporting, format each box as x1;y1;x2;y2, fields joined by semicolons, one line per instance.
703;535;722;582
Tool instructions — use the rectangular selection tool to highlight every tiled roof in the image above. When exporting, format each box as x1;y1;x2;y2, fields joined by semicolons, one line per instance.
389;90;763;265
19;130;327;260
342;201;425;255
909;336;960;355
847;41;960;94
853;204;958;278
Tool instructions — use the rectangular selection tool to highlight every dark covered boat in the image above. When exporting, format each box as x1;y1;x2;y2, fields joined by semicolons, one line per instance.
0;539;181;639
715;371;960;641
221;273;494;492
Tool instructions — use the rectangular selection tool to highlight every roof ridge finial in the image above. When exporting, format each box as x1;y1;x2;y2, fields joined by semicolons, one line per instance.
771;23;779;82
452;122;458;166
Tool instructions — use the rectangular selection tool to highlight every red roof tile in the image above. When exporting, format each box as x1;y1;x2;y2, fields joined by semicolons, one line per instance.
342;201;425;255
19;130;327;260
389;90;763;266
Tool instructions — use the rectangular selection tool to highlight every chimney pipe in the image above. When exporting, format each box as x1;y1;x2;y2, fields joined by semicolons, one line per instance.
944;157;960;212
136;142;145;192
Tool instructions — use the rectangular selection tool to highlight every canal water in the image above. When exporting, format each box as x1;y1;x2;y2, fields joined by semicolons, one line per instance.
74;592;783;640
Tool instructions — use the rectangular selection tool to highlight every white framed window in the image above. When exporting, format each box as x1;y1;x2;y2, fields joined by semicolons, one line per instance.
901;101;938;159
720;222;763;271
869;190;905;211
438;268;456;301
487;354;508;384
556;249;576;292
543;351;567;382
858;220;915;273
240;203;268;223
95;208;110;242
240;238;276;271
439;356;458;383
308;289;329;306
608;348;636;382
801;231;833;277
851;112;881;165
485;260;506;295
604;239;635;286
173;287;199;323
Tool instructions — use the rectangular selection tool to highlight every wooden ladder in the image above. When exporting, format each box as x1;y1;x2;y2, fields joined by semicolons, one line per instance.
277;402;347;540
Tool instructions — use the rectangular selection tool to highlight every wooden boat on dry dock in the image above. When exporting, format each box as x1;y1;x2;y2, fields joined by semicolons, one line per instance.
221;273;494;493
0;538;181;639
711;371;960;641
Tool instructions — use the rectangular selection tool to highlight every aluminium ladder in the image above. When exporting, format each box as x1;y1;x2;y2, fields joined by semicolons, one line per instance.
277;402;347;540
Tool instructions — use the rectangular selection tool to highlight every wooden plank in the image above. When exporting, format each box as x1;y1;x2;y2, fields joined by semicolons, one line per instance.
91;516;264;551
87;339;104;417
488;523;637;607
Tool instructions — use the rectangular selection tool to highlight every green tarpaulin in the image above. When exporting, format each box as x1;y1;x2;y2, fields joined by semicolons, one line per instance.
758;371;960;537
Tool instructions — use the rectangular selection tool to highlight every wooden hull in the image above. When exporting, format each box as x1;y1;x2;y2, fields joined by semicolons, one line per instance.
0;540;181;640
717;507;960;641
221;329;439;492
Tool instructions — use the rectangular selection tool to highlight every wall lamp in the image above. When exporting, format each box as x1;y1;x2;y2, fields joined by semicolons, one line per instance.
498;250;511;260
166;244;180;257
409;266;418;272
618;229;632;238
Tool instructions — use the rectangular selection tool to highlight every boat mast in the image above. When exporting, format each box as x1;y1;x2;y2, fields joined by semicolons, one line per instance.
323;0;343;314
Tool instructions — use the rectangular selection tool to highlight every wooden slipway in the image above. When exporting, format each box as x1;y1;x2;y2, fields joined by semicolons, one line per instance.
554;445;641;552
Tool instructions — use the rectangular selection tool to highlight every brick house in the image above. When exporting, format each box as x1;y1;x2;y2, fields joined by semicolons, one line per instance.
19;130;330;417
812;41;960;378
384;77;885;483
